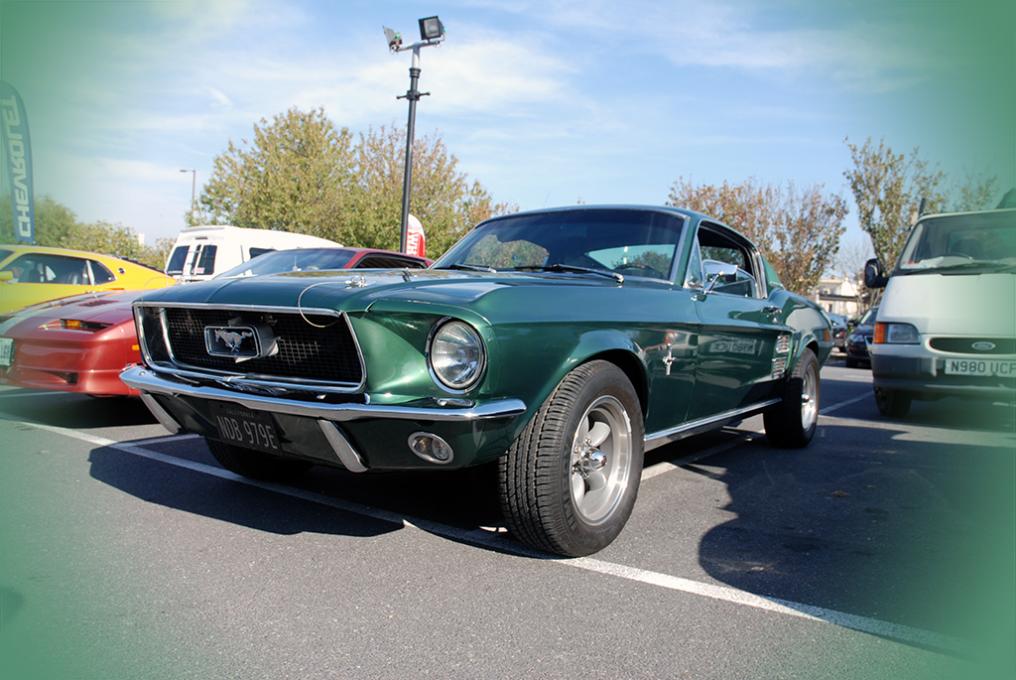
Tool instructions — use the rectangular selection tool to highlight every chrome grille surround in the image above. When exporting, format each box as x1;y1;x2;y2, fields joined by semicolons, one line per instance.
134;302;367;394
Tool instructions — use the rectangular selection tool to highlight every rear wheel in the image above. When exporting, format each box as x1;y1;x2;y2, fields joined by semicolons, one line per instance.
206;439;312;481
764;348;820;448
874;387;911;418
498;360;644;557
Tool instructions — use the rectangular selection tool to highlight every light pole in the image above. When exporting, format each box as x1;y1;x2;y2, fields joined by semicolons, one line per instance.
384;16;445;253
179;168;197;224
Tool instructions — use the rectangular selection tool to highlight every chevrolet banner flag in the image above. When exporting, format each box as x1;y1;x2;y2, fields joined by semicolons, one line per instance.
0;81;35;244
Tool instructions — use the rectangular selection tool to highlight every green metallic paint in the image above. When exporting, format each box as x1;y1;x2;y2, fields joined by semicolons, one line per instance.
134;206;832;470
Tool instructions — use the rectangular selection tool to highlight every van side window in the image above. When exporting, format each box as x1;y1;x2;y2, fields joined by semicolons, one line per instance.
193;245;218;275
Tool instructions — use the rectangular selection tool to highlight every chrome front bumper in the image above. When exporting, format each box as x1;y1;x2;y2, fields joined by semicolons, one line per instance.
121;365;527;423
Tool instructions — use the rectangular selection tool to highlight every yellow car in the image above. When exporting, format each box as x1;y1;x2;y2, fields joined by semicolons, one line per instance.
0;245;175;317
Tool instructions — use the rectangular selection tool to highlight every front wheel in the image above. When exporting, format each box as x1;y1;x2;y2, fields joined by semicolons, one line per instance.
498;360;644;557
764;348;820;448
874;387;911;418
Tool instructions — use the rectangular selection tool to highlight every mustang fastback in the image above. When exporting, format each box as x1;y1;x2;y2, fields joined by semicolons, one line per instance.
122;206;832;556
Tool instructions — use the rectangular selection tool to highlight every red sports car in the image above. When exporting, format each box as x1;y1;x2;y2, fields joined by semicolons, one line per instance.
0;247;430;396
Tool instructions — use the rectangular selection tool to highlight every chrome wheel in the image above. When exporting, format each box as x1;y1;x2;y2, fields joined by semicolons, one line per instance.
570;395;633;525
801;364;818;429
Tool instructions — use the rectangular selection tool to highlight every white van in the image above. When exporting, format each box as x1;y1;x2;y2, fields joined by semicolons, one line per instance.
865;208;1016;416
165;225;341;282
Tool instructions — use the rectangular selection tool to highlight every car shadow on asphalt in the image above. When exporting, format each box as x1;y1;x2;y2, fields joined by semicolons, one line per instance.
0;393;156;428
86;442;505;541
690;399;1014;644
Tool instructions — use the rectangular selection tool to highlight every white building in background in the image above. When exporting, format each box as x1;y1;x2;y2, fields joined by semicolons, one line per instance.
812;276;861;318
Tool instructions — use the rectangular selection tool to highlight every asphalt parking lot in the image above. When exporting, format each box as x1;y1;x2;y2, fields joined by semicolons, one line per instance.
1;358;1013;679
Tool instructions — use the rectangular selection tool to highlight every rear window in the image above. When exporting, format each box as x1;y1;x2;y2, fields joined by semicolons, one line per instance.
355;255;426;269
216;248;355;278
89;260;116;285
249;247;274;259
166;246;189;275
193;245;218;276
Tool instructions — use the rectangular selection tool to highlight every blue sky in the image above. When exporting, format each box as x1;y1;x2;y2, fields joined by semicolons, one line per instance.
10;0;1013;251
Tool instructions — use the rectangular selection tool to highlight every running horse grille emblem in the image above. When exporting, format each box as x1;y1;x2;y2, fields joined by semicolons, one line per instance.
204;326;260;360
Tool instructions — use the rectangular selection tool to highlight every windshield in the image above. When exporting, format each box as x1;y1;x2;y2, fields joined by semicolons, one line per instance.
165;246;188;275
434;209;685;280
215;248;356;278
898;210;1016;271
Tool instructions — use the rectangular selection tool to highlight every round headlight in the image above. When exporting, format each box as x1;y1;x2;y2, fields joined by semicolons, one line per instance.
429;320;485;390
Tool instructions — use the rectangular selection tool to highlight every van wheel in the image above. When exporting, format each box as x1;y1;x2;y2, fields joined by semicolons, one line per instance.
874;387;911;418
764;348;820;448
498;361;644;557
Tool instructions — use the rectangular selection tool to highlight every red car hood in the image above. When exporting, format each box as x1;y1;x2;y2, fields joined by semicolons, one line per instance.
0;291;140;338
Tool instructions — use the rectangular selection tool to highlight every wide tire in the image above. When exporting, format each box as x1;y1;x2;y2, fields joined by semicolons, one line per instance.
206;439;312;481
498;360;644;557
764;348;820;448
874;387;911;418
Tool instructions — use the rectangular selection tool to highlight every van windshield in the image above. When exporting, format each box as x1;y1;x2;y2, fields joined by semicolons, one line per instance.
166;246;189;275
898;210;1016;273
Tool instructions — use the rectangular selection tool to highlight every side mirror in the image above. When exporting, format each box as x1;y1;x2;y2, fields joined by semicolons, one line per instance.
863;258;888;289
702;259;738;295
0;271;12;282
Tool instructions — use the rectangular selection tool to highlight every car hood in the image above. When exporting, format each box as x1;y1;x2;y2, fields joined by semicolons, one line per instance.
881;270;1016;337
0;291;140;336
136;268;644;315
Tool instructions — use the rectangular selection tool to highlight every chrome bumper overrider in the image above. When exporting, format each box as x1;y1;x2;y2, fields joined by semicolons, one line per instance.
121;366;527;423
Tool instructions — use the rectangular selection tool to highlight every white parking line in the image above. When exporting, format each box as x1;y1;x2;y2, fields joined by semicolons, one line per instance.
819;392;871;416
17;419;964;655
0;390;74;399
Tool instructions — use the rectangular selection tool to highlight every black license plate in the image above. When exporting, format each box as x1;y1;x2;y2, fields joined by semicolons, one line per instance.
210;402;282;454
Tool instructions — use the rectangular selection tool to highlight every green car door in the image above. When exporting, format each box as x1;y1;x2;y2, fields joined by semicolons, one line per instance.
685;221;787;419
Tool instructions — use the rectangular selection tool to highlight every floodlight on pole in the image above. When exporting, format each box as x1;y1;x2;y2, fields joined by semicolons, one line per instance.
383;16;445;253
179;168;197;223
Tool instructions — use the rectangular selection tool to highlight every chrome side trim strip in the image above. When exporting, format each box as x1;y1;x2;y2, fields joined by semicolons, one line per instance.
318;421;368;473
121;366;527;423
644;398;781;452
139;393;182;434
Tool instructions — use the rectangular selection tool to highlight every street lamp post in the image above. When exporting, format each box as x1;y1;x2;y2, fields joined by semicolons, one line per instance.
384;16;445;253
179;168;197;224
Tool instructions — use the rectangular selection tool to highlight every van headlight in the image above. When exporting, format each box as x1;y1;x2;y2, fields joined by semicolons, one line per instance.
874;322;920;344
428;320;486;390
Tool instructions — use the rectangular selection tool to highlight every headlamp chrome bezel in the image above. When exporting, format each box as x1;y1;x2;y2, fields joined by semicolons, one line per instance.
426;318;487;392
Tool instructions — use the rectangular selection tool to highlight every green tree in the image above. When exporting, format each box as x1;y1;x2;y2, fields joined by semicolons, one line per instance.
0;195;78;245
667;178;848;293
843;137;946;269
197;109;514;258
953;174;999;212
197;107;357;238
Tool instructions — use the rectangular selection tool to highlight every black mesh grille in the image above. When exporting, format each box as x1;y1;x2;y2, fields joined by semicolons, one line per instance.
929;337;1016;355
160;307;362;385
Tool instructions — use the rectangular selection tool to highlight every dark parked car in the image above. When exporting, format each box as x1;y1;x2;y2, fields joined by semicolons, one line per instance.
826;312;848;352
122;206;833;556
845;306;878;368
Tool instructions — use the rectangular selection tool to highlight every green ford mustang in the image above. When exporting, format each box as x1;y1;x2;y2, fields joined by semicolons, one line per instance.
122;206;832;556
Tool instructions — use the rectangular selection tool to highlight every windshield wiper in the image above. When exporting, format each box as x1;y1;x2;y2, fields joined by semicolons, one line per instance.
438;263;498;273
512;264;624;283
